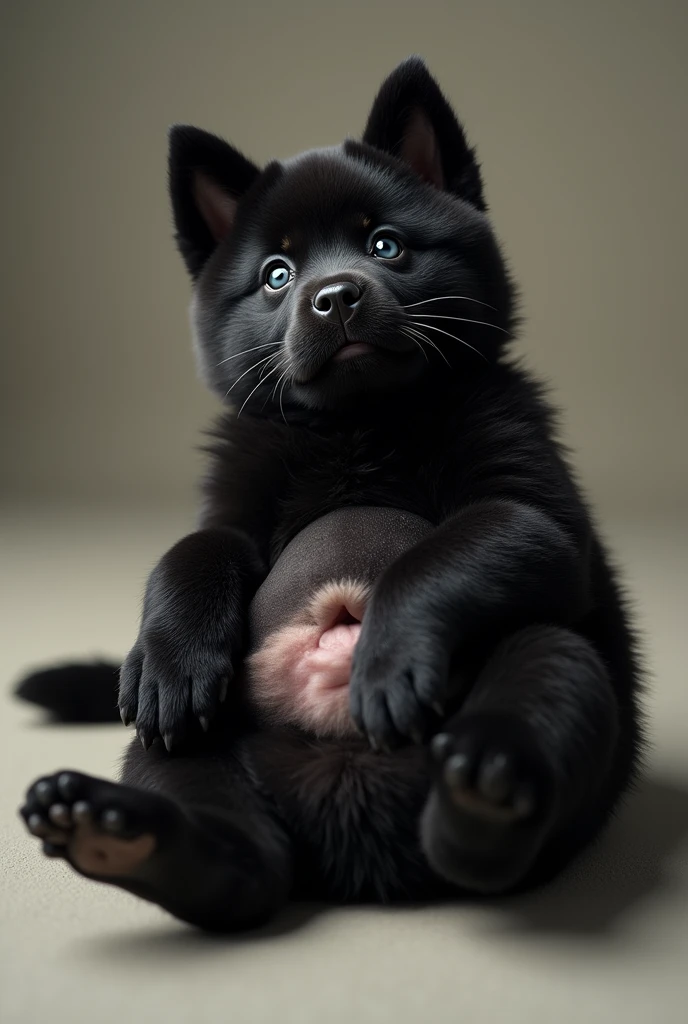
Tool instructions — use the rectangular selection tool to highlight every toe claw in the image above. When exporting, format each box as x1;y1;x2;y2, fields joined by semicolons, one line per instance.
120;707;132;727
138;729;152;751
199;716;210;733
163;732;175;753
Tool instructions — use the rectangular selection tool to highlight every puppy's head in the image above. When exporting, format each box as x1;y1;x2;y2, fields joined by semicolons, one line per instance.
169;57;514;412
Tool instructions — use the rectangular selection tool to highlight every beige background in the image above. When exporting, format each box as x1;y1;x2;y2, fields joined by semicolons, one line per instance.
2;0;687;515
1;3;687;1024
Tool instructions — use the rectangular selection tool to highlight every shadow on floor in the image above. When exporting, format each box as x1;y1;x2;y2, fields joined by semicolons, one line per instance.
74;773;688;961
72;901;326;966
499;774;688;936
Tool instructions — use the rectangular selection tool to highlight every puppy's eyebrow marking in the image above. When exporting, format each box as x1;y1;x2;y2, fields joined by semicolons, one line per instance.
281;236;291;251
362;216;371;228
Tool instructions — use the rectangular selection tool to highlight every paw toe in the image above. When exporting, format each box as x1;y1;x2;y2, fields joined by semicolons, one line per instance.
477;751;513;804
118;649;143;717
34;779;56;807
56;772;80;802
101;808;126;833
71;801;92;824
444;752;472;791
190;675;221;723
137;725;155;751
27;812;49;836
48;803;72;828
430;732;454;762
218;676;230;704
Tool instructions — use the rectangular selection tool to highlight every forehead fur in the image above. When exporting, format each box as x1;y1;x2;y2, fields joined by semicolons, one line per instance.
245;144;461;245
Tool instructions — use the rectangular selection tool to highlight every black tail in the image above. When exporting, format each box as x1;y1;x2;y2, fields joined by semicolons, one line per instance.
14;661;121;723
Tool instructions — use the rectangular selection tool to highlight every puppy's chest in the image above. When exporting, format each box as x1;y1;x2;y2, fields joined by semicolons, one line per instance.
276;428;462;550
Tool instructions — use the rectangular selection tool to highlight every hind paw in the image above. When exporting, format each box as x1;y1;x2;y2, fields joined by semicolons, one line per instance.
429;729;538;824
421;715;556;893
19;771;173;878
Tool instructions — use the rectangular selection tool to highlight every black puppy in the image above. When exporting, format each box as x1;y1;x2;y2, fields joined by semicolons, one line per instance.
19;57;642;930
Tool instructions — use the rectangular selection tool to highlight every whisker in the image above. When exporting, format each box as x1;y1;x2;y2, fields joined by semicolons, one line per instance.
216;342;280;367
271;366;290;402
279;373;290;426
403;295;497;311
411;320;488;363
258;361;288;412
224;354;277;399
408;313;509;335
400;327;429;363
258;353;281;381
237;362;283;418
403;325;451;367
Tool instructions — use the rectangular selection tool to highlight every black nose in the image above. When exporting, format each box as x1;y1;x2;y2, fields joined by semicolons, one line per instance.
312;281;362;324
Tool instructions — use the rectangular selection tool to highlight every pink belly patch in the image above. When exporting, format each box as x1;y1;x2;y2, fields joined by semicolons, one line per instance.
244;579;369;738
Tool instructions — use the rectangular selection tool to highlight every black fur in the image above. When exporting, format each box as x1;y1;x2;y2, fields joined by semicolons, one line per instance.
16;662;120;723
169;125;260;278
362;54;486;208
19;56;643;931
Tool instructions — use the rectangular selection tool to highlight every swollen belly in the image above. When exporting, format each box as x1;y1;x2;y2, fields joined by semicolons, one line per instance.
244;579;368;738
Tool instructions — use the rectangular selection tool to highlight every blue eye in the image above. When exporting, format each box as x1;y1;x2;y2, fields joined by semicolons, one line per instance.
265;263;292;289
372;235;402;259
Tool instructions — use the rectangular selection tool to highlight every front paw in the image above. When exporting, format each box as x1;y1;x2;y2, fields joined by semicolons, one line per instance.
349;623;448;749
118;626;235;752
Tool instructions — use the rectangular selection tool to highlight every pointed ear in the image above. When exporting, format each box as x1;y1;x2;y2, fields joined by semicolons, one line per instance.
168;125;261;277
362;56;485;210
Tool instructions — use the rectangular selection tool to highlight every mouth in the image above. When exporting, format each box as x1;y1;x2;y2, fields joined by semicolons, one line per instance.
289;328;422;399
294;338;387;384
332;341;376;362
